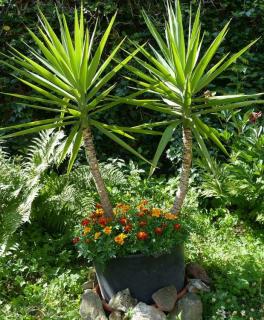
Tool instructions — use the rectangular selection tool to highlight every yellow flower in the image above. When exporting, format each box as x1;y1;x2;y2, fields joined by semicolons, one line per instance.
94;232;101;240
95;208;104;216
114;233;127;245
151;208;161;217
115;203;130;214
3;25;11;32
164;213;177;220
83;227;91;235
103;226;112;235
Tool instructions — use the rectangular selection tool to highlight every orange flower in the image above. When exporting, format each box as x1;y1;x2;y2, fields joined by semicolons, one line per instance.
164;213;177;220
151;208;161;217
154;227;163;235
103;226;112;235
119;217;128;225
95;208;104;216
98;217;108;226
115;203;130;214
114;233;127;245
137;231;148;240
124;224;132;233
94;232;101;240
83;227;91;235
139;220;147;227
174;223;181;230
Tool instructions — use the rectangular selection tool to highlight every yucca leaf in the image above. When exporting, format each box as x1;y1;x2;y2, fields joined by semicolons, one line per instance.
191;20;230;92
195;38;259;93
86;12;117;89
0;116;76;132
0;121;77;139
149;121;179;176
193;116;228;156
93;122;152;165
67;129;83;173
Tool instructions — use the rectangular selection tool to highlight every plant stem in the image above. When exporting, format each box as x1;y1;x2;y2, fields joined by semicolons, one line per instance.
172;126;192;215
82;127;113;218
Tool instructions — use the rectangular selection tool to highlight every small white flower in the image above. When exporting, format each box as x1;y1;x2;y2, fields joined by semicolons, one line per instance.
211;297;216;303
241;310;246;316
232;311;238;315
251;308;255;312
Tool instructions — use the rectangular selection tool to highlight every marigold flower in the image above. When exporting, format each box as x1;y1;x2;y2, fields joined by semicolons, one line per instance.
94;232;101;240
139;220;147;227
137;231;148;240
124;224;132;233
165;213;177;220
103;226;112;235
114;233;127;245
98;217;107;226
72;237;80;244
174;223;181;230
96;203;102;209
81;218;90;226
119;217;128;225
95;208;104;216
140;199;148;206
151;208;161;217
154;227;163;235
83;227;91;235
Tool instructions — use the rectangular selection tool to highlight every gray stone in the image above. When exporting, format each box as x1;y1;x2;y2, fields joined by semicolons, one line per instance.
186;262;211;284
109;288;137;312
131;302;166;320
82;280;94;290
169;293;203;320
109;310;123;320
80;289;107;320
187;279;210;293
152;285;177;312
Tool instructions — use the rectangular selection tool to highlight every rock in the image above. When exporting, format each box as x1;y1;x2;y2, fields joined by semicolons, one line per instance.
80;289;107;320
82;280;94;290
152;285;177;312
186;262;211;284
109;288;137;312
131;302;166;320
109;310;123;320
187;279;210;293
169;293;203;320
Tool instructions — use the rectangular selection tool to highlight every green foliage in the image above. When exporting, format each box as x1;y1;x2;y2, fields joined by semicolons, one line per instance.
1;0;264;162
0;225;88;320
200;126;264;224
0;129;64;250
186;212;264;320
124;0;263;175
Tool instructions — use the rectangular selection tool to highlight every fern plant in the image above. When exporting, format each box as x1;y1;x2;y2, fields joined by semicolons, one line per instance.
0;130;65;251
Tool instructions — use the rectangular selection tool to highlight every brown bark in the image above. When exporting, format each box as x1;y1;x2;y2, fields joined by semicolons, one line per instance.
171;126;192;215
82;127;113;218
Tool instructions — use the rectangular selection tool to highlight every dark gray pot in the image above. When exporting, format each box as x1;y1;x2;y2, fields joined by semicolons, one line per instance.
95;246;185;304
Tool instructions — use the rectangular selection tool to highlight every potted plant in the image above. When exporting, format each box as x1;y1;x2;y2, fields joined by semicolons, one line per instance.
74;201;187;303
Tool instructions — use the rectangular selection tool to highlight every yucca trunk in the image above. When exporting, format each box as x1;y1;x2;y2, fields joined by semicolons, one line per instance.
82;127;113;218
172;126;192;215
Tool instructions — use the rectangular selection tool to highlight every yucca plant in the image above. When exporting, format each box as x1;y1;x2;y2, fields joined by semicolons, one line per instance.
123;1;264;215
0;7;158;217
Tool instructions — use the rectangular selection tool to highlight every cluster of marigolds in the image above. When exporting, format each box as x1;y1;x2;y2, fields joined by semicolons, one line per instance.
73;200;185;262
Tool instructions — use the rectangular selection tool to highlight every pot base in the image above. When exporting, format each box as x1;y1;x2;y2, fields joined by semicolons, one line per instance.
95;247;185;304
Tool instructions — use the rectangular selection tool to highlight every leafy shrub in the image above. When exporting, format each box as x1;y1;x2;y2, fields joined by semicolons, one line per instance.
200;126;264;224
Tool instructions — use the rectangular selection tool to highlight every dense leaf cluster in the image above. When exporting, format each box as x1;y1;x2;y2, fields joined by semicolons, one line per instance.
1;0;263;162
